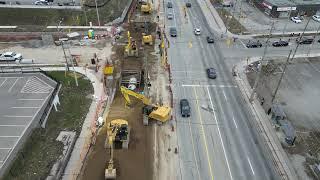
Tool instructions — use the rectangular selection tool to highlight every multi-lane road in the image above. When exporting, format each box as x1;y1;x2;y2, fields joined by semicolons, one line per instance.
165;0;279;179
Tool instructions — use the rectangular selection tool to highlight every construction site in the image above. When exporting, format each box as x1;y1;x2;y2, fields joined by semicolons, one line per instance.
79;1;174;179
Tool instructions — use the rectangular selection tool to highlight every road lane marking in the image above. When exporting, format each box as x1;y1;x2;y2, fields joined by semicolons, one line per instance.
0;78;7;87
8;78;19;92
0;136;19;138
18;99;44;101
222;90;227;101
11;107;40;109
0;148;11;150
247;157;255;175
0;125;25;127
183;87;201;180
193;87;214;180
206;87;234;180
182;84;237;88
232;116;238;129
3;115;32;118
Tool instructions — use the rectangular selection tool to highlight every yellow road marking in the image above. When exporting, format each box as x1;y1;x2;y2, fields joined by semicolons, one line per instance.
193;87;214;180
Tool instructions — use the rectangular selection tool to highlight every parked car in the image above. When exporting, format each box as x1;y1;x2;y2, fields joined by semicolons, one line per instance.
207;68;217;79
312;15;320;22
180;99;190;117
296;37;314;44
169;27;177;37
186;2;191;7
194;28;201;35
291;16;302;23
34;0;48;5
206;36;214;43
246;41;262;48
167;2;172;8
318;39;320;43
272;40;289;47
167;12;174;20
0;52;22;61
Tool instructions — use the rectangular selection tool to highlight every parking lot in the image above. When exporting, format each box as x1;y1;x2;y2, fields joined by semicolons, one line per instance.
0;73;56;174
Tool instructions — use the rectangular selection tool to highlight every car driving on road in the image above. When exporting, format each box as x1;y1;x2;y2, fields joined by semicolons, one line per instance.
0;52;22;61
167;12;173;20
169;27;177;37
246;41;262;48
167;1;172;8
296;37;314;44
312;15;320;22
206;36;214;43
194;28;201;35
186;2;191;7
272;40;289;47
180;99;190;117
207;68;217;79
291;16;302;23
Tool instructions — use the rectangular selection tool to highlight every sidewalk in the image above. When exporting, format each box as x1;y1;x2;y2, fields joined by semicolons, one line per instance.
39;66;106;180
233;59;298;180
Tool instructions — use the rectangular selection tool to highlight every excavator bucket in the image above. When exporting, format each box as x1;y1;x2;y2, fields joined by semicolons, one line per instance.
148;106;171;123
105;168;116;179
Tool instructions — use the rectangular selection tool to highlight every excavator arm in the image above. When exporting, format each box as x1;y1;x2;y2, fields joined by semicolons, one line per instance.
120;86;151;106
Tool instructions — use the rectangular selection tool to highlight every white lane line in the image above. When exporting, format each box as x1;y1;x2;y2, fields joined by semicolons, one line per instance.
8;78;19;92
232;116;238;129
222;90;227;101
0;125;25;127
172;4;177;28
182;84;237;88
207;87;233;180
3;115;33;118
11;107;40;109
0;78;7;87
247;157;255;175
0;136;19;138
0;148;11;150
17;99;44;101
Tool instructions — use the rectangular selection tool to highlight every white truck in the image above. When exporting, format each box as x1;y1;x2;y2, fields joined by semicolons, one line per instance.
0;52;22;61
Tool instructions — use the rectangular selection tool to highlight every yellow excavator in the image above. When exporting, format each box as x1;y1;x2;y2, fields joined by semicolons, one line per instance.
124;31;138;57
142;20;153;46
105;119;130;179
141;0;152;14
120;86;171;125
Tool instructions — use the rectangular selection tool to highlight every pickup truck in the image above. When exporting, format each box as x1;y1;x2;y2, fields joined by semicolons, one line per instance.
0;52;22;61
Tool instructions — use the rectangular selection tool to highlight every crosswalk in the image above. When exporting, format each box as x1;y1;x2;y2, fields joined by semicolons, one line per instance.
21;77;53;93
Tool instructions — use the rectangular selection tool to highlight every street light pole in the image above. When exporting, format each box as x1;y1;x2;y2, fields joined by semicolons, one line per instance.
271;50;292;103
249;21;274;102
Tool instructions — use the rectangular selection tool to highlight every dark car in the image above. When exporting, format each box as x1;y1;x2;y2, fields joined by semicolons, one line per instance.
167;2;172;8
186;2;191;7
207;36;214;43
246;41;262;48
169;27;177;37
180;99;190;117
272;40;289;47
207;68;217;79
296;37;314;44
318;39;320;43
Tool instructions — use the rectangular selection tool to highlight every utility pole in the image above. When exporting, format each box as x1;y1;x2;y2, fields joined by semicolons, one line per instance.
249;21;274;102
94;0;101;26
271;50;292;103
290;16;311;62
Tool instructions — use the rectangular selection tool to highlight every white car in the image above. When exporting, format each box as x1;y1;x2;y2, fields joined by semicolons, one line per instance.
0;52;22;61
167;12;173;20
34;0;48;5
194;28;201;35
312;15;320;22
291;16;302;23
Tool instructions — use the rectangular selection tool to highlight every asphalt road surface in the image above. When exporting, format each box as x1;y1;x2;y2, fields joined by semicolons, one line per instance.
165;0;279;179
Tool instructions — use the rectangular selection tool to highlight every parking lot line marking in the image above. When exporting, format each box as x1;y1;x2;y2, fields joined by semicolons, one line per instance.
207;87;233;180
0;78;7;87
222;90;227;101
11;107;40;109
17;99;44;101
8;78;19;92
232;116;238;129
0;136;19;138
193;87;214;180
182;84;237;88
247;157;255;175
3;115;33;118
239;39;247;48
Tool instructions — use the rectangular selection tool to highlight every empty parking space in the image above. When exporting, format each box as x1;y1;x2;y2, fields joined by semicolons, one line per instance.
0;73;56;170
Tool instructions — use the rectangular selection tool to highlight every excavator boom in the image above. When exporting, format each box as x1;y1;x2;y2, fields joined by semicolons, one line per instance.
120;86;150;106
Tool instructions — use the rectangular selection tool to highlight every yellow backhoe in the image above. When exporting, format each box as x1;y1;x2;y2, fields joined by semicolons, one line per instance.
141;0;152;14
120;86;171;125
124;31;138;57
105;119;130;179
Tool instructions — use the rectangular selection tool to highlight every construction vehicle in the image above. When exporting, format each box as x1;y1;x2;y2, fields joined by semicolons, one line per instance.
105;119;130;179
120;86;171;125
140;0;152;14
124;31;138;58
142;33;153;45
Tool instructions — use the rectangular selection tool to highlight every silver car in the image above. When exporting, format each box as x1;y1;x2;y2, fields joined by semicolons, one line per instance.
167;12;173;20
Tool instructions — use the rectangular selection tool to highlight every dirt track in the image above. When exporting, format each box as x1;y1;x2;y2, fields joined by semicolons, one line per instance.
79;93;153;180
